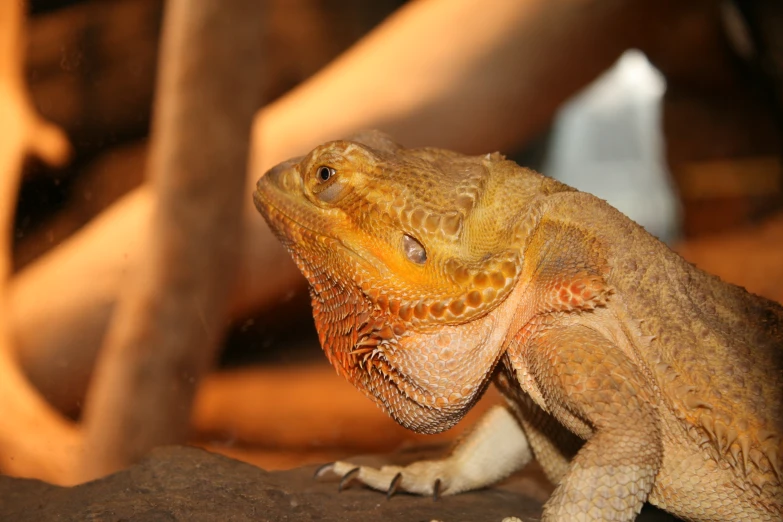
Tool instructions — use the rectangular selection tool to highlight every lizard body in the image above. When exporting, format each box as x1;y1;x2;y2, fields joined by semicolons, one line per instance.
253;131;783;521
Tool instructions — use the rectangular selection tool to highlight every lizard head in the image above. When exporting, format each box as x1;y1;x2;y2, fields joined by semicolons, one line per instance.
254;131;564;433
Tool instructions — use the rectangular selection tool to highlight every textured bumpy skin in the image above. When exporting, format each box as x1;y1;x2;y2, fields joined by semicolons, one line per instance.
254;131;783;521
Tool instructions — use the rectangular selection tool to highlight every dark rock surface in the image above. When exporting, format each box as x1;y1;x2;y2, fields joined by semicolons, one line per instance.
0;446;678;521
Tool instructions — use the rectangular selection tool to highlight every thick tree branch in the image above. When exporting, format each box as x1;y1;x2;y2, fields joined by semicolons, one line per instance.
11;185;304;412
0;0;77;484
79;0;264;479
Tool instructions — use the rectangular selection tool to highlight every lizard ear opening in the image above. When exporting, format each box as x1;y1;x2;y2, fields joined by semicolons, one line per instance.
402;234;427;264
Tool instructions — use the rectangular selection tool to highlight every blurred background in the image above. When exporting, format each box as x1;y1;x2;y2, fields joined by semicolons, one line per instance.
1;0;781;488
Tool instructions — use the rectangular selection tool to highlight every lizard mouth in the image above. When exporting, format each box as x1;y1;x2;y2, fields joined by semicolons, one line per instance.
254;189;321;240
254;173;379;276
254;198;323;263
253;157;316;232
254;171;339;252
257;193;375;277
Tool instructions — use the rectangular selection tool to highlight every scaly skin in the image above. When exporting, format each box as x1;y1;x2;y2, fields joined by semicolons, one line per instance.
253;131;783;521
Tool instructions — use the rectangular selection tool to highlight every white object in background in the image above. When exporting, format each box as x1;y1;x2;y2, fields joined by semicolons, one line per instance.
543;49;680;243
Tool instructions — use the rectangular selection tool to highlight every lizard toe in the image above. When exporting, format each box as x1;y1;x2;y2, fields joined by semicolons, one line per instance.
433;478;442;501
313;462;335;479
338;466;361;492
386;472;403;499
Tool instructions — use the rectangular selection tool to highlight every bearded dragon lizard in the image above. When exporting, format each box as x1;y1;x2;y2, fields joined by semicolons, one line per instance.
253;131;783;521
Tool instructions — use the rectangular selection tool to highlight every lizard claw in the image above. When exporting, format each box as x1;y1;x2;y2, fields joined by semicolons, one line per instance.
313;462;335;479
338;466;361;492
312;407;531;500
386;472;403;499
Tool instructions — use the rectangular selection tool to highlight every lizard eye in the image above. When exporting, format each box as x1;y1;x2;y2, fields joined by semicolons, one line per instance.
312;165;345;203
402;234;427;264
316;166;335;182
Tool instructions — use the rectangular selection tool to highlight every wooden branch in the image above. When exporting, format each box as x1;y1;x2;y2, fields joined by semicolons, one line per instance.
0;0;78;484
0;0;71;167
25;0;162;153
192;364;503;453
79;0;265;480
10;186;304;413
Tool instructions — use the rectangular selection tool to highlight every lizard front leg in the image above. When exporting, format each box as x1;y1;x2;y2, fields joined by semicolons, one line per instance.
519;324;663;522
322;404;534;497
496;365;583;486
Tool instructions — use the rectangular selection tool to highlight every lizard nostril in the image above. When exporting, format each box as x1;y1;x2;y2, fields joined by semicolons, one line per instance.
261;156;304;191
402;234;427;264
282;169;299;191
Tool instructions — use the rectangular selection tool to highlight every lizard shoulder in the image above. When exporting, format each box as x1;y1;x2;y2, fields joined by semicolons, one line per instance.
519;216;615;315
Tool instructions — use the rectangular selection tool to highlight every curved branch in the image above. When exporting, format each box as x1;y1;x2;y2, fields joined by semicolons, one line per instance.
79;0;265;480
0;0;77;484
10;187;304;412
